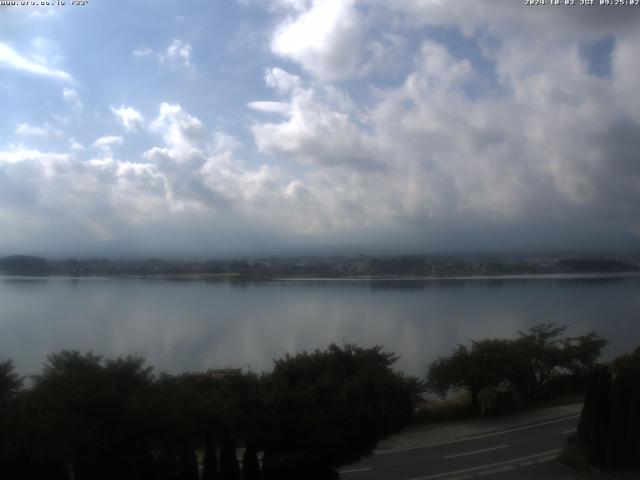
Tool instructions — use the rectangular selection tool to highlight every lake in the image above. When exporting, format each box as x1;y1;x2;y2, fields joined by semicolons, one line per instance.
1;274;639;376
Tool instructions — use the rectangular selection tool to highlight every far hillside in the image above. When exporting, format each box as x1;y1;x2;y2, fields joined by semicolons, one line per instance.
0;255;49;275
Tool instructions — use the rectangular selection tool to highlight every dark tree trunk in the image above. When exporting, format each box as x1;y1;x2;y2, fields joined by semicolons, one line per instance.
242;442;260;480
219;437;240;480
202;436;219;480
470;386;479;412
626;382;640;467
606;372;631;466
136;451;157;480
178;445;199;480
586;367;612;467
157;447;178;480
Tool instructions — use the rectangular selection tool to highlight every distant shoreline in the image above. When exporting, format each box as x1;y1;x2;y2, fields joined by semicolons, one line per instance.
2;254;639;279
2;271;640;282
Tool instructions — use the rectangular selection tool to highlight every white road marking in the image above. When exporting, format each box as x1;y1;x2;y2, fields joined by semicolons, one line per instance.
339;467;373;474
562;428;577;435
535;455;557;463
375;415;579;455
444;445;508;459
477;465;515;476
405;448;562;480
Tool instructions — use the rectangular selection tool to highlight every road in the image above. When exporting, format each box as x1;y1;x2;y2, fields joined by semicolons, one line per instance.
339;414;579;480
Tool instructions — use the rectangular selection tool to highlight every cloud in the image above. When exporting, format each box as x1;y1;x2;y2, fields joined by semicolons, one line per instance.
247;101;291;115
0;147;168;248
15;123;63;140
247;21;640;249
0;42;73;83
238;0;312;12
92;136;123;148
110;105;144;132
385;0;640;40
133;47;153;58
0;100;334;254
265;67;302;93
0;149;69;165
69;139;85;152
149;103;203;157
271;0;363;81
250;69;378;171
162;39;192;69
132;40;193;70
62;87;82;109
2;3;640;254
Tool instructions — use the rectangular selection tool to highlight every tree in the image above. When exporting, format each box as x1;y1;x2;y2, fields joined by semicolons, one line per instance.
242;442;260;480
577;348;640;468
219;437;241;480
28;351;156;480
428;339;517;411
563;332;609;375
0;360;22;402
513;324;607;399
177;444;199;480
261;344;423;478
0;255;49;274
0;360;23;479
427;325;608;409
202;435;219;480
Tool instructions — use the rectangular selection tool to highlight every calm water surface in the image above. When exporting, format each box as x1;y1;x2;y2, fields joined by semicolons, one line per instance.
1;275;639;376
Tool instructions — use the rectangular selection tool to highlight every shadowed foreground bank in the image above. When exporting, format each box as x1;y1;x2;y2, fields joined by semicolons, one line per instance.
0;345;422;480
564;346;640;470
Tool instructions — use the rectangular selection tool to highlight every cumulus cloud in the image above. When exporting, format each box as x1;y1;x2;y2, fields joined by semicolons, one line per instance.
265;67;302;92
250;82;378;171
149;103;204;158
271;0;363;81
0;98;360;254
92;135;123;156
110;105;144;132
245;2;640;249
0;42;73;83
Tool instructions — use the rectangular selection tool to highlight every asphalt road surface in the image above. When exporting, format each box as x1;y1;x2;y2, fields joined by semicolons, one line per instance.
339;414;579;480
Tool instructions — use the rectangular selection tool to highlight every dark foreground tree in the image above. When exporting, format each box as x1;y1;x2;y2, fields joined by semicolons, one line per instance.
428;339;515;411
0;344;421;480
0;360;23;479
177;444;199;480
261;344;423;479
428;324;607;410
219;437;241;480
242;442;260;480
27;351;156;480
202;435;219;480
512;324;607;399
577;347;640;468
0;360;22;402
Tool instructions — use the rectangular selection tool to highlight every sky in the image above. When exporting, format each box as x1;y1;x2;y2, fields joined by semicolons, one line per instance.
1;0;639;258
